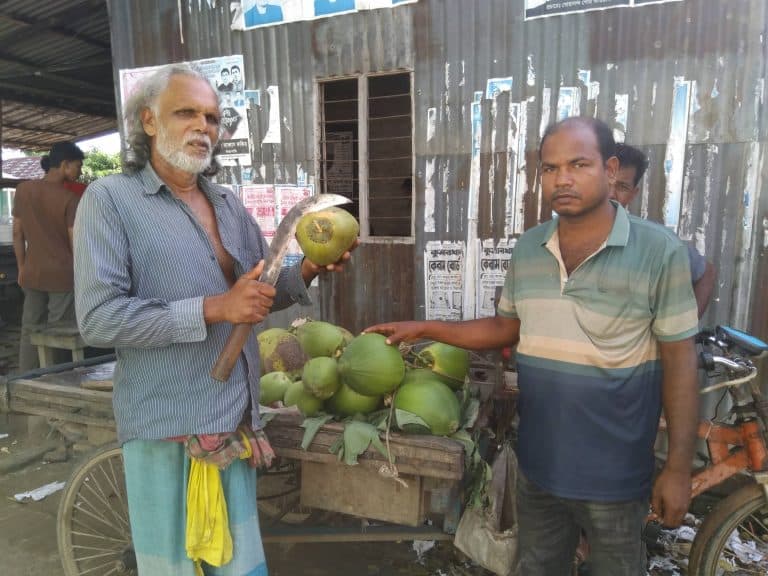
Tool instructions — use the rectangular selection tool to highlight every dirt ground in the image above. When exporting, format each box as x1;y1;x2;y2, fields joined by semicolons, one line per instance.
0;415;487;576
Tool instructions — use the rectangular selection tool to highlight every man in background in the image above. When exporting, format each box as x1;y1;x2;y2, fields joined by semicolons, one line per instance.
13;142;85;371
612;143;716;318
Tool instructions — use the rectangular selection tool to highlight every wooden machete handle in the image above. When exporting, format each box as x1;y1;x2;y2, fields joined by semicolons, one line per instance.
211;323;252;382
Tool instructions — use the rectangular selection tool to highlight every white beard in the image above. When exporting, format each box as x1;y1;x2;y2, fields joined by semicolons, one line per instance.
155;126;213;174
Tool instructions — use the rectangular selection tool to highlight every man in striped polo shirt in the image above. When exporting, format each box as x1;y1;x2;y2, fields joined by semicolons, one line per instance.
366;117;699;576
74;63;353;575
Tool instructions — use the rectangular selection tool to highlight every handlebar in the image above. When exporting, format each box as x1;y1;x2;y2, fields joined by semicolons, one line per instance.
695;326;761;396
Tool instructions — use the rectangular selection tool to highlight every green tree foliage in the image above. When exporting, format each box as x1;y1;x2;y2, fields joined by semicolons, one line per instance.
81;150;122;183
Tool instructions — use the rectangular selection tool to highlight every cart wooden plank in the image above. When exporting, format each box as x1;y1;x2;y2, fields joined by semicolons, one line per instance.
267;413;464;480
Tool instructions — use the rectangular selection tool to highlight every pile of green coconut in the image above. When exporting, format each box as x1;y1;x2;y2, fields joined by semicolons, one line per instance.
258;319;472;437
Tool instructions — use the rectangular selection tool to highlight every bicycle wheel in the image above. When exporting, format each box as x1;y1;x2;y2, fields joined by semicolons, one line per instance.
688;483;768;575
57;444;136;576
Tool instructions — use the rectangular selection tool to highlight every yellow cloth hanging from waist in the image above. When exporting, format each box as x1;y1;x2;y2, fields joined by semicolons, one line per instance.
185;431;253;575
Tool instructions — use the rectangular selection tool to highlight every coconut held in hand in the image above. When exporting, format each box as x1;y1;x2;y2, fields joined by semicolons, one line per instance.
295;206;359;266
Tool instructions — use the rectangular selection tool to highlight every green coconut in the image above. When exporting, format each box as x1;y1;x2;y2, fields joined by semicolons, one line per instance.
394;373;461;436
302;356;341;400
283;380;323;416
257;328;308;377
295;206;359;266
338;326;355;347
295;320;346;358
325;381;382;417
259;371;293;405
418;342;470;389
337;333;406;397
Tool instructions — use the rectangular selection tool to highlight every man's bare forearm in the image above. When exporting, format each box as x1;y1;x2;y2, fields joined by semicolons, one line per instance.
367;316;520;350
660;338;699;472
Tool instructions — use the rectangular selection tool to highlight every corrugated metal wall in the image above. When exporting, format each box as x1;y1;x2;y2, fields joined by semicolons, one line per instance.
107;0;767;355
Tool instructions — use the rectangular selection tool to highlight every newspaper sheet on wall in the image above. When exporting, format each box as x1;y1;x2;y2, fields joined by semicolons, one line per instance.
231;0;418;31
118;55;251;168
476;238;517;318
240;184;313;267
524;0;681;20
425;241;465;321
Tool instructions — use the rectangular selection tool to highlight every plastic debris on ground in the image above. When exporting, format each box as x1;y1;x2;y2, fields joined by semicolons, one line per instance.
413;539;436;561
646;512;768;575
13;480;66;502
0;433;9;440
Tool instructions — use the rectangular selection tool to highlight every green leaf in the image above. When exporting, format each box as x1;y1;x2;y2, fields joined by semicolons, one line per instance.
329;436;344;460
259;412;276;425
460;397;481;429
366;408;391;428
393;409;430;431
300;414;334;451
339;421;388;466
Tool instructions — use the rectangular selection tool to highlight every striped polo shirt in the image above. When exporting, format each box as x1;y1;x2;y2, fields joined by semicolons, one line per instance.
498;202;699;501
73;164;311;443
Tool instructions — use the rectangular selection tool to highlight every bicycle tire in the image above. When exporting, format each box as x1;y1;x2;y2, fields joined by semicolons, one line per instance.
688;483;768;575
57;444;135;576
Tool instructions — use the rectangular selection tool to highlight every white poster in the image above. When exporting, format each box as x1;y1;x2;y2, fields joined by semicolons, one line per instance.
477;238;516;318
663;78;692;231
425;241;465;321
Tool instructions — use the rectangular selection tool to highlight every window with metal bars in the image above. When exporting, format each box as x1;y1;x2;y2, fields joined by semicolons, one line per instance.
318;72;413;238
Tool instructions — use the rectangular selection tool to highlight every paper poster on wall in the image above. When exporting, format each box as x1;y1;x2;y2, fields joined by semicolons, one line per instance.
486;77;513;100
540;87;552;137
262;85;282;144
663;78;692;231
476;239;516;318
241;184;314;267
118;55;251;166
241;184;277;242
613;93;629;143
425;241;465;321
232;0;418;31
525;0;679;19
556;87;580;120
276;185;314;267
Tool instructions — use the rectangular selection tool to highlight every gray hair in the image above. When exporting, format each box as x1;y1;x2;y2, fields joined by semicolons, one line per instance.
122;62;222;175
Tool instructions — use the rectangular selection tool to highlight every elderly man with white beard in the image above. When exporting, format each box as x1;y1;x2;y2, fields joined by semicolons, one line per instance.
73;63;354;576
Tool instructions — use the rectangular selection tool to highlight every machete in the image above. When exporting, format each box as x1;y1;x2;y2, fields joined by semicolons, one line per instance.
211;193;351;382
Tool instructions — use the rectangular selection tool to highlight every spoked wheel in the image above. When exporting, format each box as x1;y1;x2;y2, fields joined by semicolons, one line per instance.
257;459;305;525
57;444;136;576
688;483;768;575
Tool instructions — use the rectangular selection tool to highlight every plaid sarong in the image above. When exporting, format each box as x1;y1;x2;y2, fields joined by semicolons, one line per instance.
183;425;275;470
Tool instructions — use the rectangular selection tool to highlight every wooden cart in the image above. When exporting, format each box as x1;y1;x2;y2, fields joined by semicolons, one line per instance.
1;356;509;576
